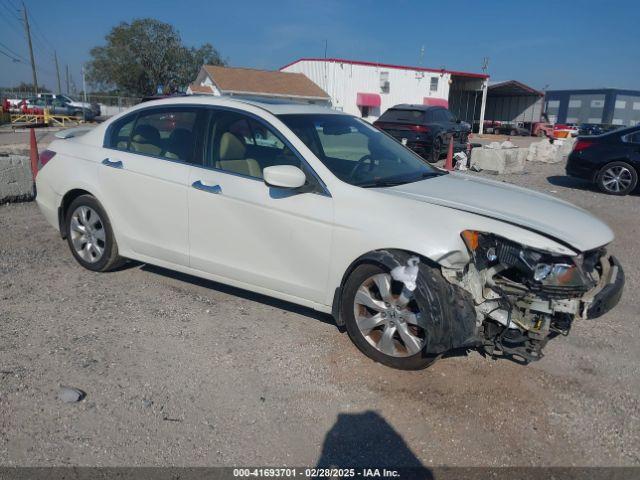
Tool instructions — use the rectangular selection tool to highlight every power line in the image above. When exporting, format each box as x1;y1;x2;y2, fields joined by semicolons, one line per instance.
0;47;25;63
0;39;29;63
0;8;24;37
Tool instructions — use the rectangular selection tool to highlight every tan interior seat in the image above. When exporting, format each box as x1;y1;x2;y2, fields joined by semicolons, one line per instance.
130;124;163;156
215;132;261;178
164;128;194;161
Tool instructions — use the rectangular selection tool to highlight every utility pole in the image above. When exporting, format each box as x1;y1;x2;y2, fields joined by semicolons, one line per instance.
54;51;61;93
22;2;38;94
81;65;87;103
65;65;70;94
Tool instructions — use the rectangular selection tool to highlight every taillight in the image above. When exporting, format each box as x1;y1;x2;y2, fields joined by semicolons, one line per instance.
573;140;594;152
39;149;56;168
408;124;430;133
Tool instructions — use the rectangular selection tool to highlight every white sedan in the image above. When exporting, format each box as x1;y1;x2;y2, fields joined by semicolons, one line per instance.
35;96;624;370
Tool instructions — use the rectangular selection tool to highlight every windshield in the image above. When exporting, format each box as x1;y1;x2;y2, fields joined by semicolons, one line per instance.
378;108;425;123
278;114;442;187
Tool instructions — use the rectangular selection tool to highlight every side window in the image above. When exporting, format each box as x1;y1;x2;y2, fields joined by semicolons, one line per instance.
108;115;136;151
430;77;438;92
207;111;301;180
129;108;199;163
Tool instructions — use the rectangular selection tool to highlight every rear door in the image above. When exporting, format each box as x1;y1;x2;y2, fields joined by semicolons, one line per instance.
187;109;334;304
99;106;204;266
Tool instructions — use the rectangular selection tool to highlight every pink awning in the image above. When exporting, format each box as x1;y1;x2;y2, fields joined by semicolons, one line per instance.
356;93;381;107
423;97;449;108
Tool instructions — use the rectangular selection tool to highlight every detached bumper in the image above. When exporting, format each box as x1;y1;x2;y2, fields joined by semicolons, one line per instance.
586;255;624;319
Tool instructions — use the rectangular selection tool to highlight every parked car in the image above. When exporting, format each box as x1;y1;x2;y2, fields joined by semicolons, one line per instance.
578;123;604;136
566;125;640;195
30;97;95;121
34;96;624;370
37;93;100;117
494;122;530;136
373;105;470;163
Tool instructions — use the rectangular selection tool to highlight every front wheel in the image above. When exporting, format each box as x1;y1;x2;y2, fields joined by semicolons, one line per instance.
65;195;124;271
341;263;441;370
596;161;638;195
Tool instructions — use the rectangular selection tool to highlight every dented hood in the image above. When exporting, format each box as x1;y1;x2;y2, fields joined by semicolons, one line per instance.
383;172;614;252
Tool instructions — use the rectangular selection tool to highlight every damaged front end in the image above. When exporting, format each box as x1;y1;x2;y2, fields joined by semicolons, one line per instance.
443;231;625;363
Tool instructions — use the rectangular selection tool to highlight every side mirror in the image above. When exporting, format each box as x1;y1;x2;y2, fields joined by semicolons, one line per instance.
263;165;306;189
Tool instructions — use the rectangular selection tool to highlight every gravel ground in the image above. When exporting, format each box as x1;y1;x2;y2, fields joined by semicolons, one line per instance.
0;154;638;467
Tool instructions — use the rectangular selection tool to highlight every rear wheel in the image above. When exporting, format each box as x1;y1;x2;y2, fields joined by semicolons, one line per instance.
596;161;638;195
428;138;441;163
65;195;124;271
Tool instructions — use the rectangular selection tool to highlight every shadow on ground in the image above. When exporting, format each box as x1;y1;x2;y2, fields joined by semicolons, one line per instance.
547;175;640;196
316;410;430;473
138;263;337;327
547;175;597;192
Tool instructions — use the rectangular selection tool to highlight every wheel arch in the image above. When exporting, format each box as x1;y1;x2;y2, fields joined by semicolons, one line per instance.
331;248;440;326
58;188;98;238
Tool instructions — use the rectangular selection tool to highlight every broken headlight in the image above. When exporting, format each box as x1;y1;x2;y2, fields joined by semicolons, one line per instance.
461;230;590;290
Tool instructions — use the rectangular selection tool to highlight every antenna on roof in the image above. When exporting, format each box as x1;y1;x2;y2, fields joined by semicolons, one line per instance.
482;57;489;74
419;45;425;66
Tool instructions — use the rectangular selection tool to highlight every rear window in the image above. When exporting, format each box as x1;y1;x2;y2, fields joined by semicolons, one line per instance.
378;109;425;123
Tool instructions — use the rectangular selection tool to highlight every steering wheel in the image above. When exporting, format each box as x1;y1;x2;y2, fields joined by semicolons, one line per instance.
349;154;376;180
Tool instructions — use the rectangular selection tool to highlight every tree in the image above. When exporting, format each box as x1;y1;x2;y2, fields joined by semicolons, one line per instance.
86;18;225;96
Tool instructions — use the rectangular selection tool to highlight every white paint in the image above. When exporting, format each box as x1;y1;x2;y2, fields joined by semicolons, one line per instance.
615;100;627;110
35;95;614;315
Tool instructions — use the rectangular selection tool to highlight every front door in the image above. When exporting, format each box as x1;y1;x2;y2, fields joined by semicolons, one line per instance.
99;106;204;266
187;109;334;304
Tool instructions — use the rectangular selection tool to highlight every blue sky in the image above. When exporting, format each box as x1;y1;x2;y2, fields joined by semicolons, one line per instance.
1;0;639;92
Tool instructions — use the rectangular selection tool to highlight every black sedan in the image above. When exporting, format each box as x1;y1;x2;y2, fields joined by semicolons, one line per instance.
566;125;640;195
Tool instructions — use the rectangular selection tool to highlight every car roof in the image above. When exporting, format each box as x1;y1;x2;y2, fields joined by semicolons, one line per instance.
388;104;443;111
133;94;342;116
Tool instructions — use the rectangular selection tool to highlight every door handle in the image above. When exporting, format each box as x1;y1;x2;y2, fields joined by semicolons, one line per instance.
102;158;123;169
192;180;222;194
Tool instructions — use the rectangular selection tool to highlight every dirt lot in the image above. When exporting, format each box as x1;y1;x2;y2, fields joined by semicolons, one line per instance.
1;155;639;467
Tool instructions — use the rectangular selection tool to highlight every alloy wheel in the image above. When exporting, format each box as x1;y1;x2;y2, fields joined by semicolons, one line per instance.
602;165;633;193
353;273;425;357
69;206;106;263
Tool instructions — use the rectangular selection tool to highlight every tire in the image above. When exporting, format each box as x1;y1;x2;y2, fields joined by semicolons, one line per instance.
65;195;124;272
341;259;475;370
428;138;441;163
596;161;638;196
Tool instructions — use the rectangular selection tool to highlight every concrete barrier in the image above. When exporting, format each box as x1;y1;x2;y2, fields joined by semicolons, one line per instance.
470;146;526;174
0;154;35;203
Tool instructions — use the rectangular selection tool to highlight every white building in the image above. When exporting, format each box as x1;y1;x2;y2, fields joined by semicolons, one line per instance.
281;58;490;132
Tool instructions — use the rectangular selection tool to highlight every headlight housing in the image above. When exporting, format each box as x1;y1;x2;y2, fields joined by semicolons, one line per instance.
461;230;592;291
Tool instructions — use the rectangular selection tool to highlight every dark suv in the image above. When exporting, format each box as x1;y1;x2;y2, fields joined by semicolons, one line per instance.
373;105;470;163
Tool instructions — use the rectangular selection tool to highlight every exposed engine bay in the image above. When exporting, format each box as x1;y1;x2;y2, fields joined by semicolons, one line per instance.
442;230;625;363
